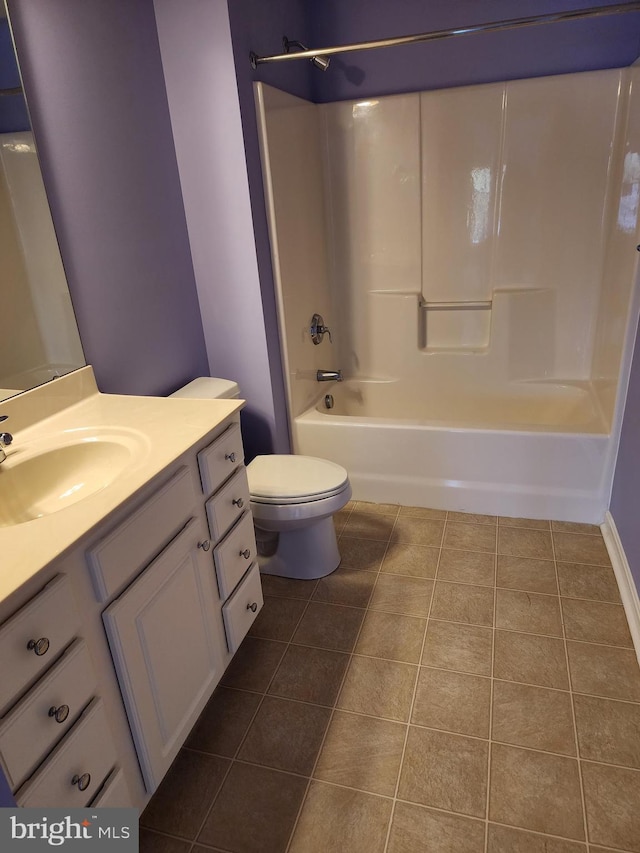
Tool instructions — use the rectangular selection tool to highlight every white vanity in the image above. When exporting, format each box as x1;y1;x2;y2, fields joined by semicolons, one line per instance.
0;367;262;810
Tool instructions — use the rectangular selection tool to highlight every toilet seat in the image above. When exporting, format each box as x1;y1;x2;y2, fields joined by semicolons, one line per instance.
247;455;349;505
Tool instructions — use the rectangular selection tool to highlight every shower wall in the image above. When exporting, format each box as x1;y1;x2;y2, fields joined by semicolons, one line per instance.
257;68;640;432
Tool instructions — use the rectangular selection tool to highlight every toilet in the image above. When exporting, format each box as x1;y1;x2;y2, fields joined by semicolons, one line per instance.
171;378;352;580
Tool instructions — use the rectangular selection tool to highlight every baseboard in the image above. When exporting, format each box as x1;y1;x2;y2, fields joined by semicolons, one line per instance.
601;511;640;665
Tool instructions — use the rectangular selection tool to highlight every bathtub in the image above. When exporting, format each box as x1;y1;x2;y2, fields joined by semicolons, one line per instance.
292;379;613;523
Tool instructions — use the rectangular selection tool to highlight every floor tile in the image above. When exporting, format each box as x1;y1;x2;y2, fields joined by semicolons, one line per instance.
494;630;569;689
333;507;351;535
437;548;495;586
398;727;488;818
312;567;376;608
139;831;192;853
492;680;576;755
582;761;640;851
499;517;551;530
354;501;399;516
551;520;602;535
259;574;317;600
369;573;434;617
422;620;493;676
289;781;393;853
496;588;562;636
198;762;307;853
141;751;230;840
556;562;620;603
399;505;447;519
292;602;364;652
391;516;445;547
489;743;584;839
574;693;640;768
443;521;497;553
338;655;417;721
567;641;640;700
380;543;439;578
247;595;307;642
496;555;558;595
412;667;491;737
448;511;497;525
430;581;494;626
561;598;633;647
342;510;396;541
356;610;426;663
314;710;405;795
552;532;611;566
338;537;388;571
268;645;349;706
185;687;262;757
498;527;553;560
220;637;286;693
237;696;331;775
388;802;485;853
487;824;586;852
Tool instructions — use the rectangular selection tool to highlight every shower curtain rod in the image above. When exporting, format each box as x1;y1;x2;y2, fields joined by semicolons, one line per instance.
249;2;640;68
0;86;22;97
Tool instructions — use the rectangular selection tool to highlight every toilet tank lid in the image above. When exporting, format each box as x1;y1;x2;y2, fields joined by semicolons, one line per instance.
170;377;240;400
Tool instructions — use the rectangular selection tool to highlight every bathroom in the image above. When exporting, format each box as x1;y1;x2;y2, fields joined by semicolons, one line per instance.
2;0;640;850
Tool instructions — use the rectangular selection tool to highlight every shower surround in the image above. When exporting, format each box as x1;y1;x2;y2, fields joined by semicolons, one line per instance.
255;68;640;522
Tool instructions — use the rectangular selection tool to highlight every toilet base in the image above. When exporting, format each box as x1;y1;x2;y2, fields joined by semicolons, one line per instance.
257;516;341;580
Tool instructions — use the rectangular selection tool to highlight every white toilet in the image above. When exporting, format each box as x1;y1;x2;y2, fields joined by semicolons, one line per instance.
171;377;352;580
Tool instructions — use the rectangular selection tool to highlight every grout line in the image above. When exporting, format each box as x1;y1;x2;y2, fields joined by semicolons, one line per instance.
484;525;498;853
552;531;592;852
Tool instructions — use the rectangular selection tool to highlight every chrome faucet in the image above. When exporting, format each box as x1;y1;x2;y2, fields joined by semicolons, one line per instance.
316;370;343;382
0;416;12;464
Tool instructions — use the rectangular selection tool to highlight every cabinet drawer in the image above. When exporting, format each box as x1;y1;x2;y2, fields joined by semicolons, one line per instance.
16;698;114;808
0;639;97;791
213;512;257;600
198;423;244;496
206;467;250;541
0;575;80;715
88;466;198;602
90;767;130;807
222;563;263;653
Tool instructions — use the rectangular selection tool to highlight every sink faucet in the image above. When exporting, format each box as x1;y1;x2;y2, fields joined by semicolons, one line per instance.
0;416;13;463
316;370;343;382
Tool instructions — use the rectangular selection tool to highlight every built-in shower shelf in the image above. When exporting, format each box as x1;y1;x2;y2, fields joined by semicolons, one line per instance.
419;299;492;351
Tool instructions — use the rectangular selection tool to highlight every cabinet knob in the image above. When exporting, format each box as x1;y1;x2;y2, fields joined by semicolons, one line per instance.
247;602;258;613
239;548;251;560
49;704;70;724
225;452;236;463
27;637;50;656
71;773;91;792
232;497;244;508
197;539;211;552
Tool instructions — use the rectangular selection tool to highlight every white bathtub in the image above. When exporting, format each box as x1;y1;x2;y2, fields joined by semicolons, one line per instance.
292;379;613;523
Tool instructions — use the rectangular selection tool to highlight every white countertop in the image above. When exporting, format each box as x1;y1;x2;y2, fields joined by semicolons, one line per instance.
0;368;243;602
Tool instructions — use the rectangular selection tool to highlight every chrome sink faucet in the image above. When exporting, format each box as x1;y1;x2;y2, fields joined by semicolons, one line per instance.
0;416;13;463
316;370;343;382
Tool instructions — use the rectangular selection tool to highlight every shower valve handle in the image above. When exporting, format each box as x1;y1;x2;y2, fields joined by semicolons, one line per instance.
310;313;332;345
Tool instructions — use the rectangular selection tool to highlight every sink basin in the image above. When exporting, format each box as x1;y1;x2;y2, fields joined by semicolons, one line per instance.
0;429;149;526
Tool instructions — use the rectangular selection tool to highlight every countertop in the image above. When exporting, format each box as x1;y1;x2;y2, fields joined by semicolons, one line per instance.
0;368;243;602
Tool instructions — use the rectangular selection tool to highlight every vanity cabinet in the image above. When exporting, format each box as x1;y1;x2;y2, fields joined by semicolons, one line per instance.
0;408;263;808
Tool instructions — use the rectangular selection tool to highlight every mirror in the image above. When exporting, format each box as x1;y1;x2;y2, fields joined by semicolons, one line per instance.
0;3;85;402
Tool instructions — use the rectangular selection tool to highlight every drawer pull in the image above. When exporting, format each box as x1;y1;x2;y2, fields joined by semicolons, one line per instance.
48;704;70;724
197;539;211;552
71;772;91;791
27;637;50;657
232;497;244;508
247;602;258;613
239;548;251;560
225;452;236;463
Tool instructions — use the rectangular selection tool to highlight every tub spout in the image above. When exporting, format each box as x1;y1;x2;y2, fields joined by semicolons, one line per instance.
317;369;343;382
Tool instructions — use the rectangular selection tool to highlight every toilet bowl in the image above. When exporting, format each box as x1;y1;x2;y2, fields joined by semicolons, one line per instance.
171;378;351;580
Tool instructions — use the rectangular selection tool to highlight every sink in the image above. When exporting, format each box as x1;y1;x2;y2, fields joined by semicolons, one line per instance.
0;429;149;526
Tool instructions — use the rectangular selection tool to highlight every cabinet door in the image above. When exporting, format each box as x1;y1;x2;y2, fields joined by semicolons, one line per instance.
103;519;224;793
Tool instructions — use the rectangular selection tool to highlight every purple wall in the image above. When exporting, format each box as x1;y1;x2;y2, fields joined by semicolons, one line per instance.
6;0;208;397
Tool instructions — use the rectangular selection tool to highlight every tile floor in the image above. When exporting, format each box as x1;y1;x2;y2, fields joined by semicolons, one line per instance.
140;502;640;853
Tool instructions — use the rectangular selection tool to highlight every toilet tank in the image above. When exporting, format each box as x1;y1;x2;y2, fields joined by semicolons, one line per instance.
170;377;240;400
